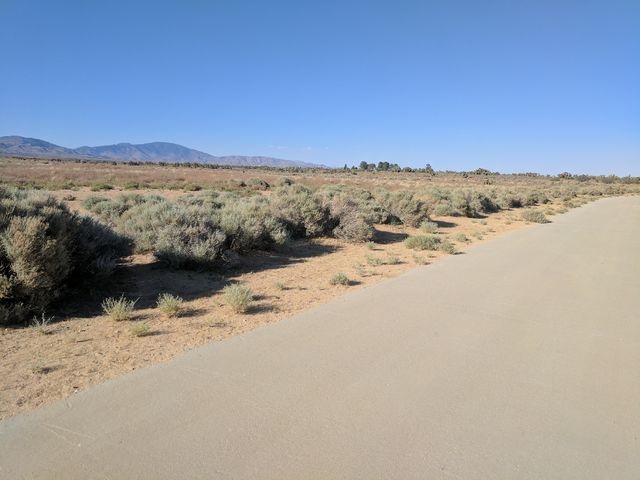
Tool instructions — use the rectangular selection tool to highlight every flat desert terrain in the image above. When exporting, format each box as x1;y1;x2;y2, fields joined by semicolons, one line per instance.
0;157;637;420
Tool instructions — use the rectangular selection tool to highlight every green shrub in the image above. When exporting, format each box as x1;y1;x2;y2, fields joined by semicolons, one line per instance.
524;190;550;206
366;254;385;266
87;192;290;266
420;220;439;233
182;183;202;192
404;235;442;251
374;190;430;227
154;213;227;268
452;189;499;217
156;293;184;317
223;284;253;313
129;322;150;337
453;233;469;242
84;193;164;226
433;202;456;216
248;178;270;191
319;185;390;225
426;187;452;202
278;177;295;186
118;199;173;252
90;182;113;192
412;253;428;265
329;273;350;285
271;185;328;238
322;195;375;242
0;188;129;325
439;240;456;254
218;197;288;251
497;191;523;209
385;253;401;265
102;295;137;321
521;210;549;224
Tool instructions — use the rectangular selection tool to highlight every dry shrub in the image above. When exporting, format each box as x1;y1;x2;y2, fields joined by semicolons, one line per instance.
156;293;184;317
155;219;226;269
217;196;288;252
374;189;431;227
521;209;549;223
0;187;129;324
452;189;499;217
329;273;350;285
404;235;442;251
270;185;328;238
322;195;375;242
223;283;253;313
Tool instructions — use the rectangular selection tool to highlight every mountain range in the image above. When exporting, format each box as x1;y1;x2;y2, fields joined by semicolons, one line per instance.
0;136;325;168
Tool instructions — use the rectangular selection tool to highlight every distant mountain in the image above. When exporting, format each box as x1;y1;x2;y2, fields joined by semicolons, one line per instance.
0;136;74;157
0;136;325;168
74;142;215;163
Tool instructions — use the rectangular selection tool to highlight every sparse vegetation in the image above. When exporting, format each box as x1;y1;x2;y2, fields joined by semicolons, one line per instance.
3;156;640;420
354;264;369;277
404;235;442;251
329;273;350;285
102;295;137;321
412;253;428;265
156;293;184;317
521;210;549;223
31;362;51;374
30;313;54;334
420;221;439;233
0;162;635;331
90;182;113;192
366;254;386;266
404;235;455;254
385;253;401;265
130;322;151;337
439;241;457;254
453;233;469;242
223;283;253;313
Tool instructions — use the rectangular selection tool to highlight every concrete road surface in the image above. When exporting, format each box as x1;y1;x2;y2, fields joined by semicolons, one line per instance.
1;196;639;479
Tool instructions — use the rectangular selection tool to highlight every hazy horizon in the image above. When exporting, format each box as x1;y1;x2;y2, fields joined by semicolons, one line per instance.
1;1;638;175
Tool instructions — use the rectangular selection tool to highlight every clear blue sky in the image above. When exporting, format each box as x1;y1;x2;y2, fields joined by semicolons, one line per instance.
1;0;638;174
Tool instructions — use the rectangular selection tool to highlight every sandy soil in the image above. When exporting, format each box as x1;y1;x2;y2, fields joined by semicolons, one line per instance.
0;193;574;420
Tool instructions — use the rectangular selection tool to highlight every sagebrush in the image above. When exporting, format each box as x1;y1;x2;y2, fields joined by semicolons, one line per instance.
0;187;129;324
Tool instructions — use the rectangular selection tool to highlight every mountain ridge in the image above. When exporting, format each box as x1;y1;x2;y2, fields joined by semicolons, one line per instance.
0;136;326;168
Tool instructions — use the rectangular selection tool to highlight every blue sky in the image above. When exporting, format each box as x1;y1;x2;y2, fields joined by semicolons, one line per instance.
1;0;638;174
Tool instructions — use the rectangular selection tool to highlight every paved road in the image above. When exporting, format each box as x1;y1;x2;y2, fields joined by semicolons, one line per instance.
2;196;639;479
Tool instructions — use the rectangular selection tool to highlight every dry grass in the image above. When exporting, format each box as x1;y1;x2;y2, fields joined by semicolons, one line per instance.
156;293;184;318
222;284;253;313
329;273;350;285
102;295;137;321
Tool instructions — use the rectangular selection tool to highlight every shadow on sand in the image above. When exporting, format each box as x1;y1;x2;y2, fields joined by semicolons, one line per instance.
54;241;338;321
